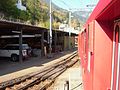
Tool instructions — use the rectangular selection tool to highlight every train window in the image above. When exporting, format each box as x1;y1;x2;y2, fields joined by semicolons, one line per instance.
88;24;90;50
88;22;94;52
84;29;87;54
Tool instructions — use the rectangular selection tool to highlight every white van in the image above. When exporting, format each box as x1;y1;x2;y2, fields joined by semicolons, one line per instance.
0;44;31;61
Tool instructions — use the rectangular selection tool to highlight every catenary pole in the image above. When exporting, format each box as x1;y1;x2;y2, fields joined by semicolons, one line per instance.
49;0;52;56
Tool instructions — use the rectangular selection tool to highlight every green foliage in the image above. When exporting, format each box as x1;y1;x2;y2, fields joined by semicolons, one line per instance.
0;0;69;29
0;0;17;17
44;20;50;29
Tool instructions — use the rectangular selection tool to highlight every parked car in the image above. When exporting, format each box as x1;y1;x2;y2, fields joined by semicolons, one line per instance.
0;44;32;61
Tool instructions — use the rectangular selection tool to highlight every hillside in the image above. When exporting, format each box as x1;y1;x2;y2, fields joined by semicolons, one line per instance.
0;0;83;29
72;11;90;28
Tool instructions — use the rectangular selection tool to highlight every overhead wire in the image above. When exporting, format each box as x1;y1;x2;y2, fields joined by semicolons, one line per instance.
52;0;72;10
56;0;91;12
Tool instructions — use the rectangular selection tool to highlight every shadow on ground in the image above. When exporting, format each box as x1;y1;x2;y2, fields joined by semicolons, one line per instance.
0;50;76;76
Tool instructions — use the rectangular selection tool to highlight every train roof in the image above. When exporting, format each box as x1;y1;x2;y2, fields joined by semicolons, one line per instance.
85;0;120;27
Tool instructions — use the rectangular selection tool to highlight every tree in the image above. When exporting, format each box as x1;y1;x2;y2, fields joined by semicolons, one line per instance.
0;0;69;29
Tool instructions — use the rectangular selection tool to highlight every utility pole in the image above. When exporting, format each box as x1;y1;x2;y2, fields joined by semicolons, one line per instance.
68;11;71;50
49;0;52;57
86;4;96;17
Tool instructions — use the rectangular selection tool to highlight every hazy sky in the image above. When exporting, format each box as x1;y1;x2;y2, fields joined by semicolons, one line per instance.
52;0;99;11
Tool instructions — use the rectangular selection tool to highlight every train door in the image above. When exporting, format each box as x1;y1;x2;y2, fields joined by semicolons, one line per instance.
81;30;87;68
112;24;120;90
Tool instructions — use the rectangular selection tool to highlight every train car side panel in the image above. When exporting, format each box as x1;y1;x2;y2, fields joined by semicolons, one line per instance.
93;20;113;90
81;21;95;90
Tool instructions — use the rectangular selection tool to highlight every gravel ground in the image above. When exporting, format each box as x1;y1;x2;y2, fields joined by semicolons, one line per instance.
0;50;76;83
48;59;84;90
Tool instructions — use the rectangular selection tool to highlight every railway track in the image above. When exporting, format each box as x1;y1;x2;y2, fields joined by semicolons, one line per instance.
0;51;78;90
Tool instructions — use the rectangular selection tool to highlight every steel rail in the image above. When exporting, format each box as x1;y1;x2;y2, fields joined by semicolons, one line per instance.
0;51;78;90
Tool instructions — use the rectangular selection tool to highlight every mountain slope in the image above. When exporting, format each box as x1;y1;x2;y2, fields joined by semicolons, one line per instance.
73;11;90;23
0;0;87;29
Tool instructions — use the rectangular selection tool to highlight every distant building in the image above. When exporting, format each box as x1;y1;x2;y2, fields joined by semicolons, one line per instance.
16;0;26;11
59;24;68;31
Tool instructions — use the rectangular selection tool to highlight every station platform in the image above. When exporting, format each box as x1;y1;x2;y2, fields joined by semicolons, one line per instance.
0;50;77;83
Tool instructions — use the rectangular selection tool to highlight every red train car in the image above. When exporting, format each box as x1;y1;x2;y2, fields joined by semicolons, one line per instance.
78;0;120;90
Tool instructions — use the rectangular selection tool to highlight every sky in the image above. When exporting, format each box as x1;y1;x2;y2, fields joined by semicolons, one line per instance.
52;0;99;11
